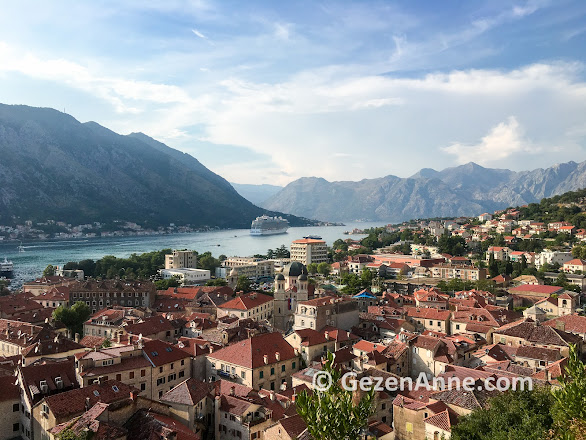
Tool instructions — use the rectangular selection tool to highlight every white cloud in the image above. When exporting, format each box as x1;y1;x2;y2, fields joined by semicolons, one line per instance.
191;28;208;40
441;117;534;164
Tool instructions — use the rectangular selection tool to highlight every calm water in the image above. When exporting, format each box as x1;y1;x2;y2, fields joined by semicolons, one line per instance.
0;222;382;287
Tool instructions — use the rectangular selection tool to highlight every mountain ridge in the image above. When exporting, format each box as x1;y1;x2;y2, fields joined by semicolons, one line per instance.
261;160;586;222
0;104;311;228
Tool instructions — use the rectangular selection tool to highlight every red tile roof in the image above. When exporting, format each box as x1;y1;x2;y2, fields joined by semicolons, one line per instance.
142;339;191;367
44;380;135;420
161;378;210;406
424;409;458;432
543;315;586;334
293;328;327;346
218;292;273;311
208;332;297;369
509;285;564;295
407;308;450;320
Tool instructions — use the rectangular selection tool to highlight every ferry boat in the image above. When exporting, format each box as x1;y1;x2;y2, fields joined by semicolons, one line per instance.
250;215;289;236
0;258;13;278
303;235;322;240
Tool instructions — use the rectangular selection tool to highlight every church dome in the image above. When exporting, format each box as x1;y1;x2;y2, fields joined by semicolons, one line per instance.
275;273;285;280
298;274;308;281
283;262;308;278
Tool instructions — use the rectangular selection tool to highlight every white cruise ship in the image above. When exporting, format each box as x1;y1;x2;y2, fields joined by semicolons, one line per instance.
250;215;289;236
0;258;13;278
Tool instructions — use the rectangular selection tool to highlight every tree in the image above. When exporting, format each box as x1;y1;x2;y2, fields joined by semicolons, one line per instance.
550;344;586;440
360;268;373;286
488;253;499;278
296;352;375;440
451;387;554;440
52;302;91;337
236;275;251;292
307;263;318;274
206;278;228;286
154;276;181;290
317;262;331;277
43;264;56;277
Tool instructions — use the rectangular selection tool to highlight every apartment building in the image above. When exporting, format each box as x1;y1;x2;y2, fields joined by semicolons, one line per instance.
165;249;197;269
293;296;359;331
216;292;274;321
221;257;275;280
206;332;299;391
290;239;328;265
429;264;487;282
69;279;156;313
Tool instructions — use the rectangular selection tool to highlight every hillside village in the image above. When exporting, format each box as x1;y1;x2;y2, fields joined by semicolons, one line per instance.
0;191;585;440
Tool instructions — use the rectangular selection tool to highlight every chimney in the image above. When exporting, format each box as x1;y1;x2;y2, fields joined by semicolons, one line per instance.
556;321;566;332
324;331;330;341
74;333;80;343
270;391;276;401
116;332;121;344
275;352;280;361
263;354;268;364
209;345;214;354
85;397;91;411
230;386;235;396
130;390;137;401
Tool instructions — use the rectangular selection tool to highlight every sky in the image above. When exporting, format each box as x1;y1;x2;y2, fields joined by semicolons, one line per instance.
0;0;585;186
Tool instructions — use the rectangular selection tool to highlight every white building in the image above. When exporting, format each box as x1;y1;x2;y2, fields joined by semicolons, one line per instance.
160;268;210;284
535;250;573;270
290;239;328;265
165;250;197;269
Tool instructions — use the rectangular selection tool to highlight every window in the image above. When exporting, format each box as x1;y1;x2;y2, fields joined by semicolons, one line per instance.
281;365;286;372
13;423;19;432
171;363;174;370
181;359;185;366
13;403;19;412
157;377;166;386
159;367;163;373
406;422;413;433
168;373;176;382
179;370;185;378
270;367;275;375
241;371;246;379
129;371;134;379
116;374;121;381
141;369;146;377
259;371;264;379
140;383;146;391
292;361;296;370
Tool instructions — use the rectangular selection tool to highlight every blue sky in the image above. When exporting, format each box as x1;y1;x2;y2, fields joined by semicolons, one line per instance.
1;0;585;185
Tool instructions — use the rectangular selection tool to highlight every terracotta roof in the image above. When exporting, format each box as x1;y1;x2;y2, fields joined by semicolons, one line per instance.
564;259;586;266
516;345;561;362
321;326;360;342
44;380;136;420
79;335;106;349
20;357;79;405
277;414;308;438
143;339;191;367
123;315;180;336
424;409;458;432
208;332;297;369
407;308;450;320
161;378;210;406
543;315;586;334
0;375;20;402
509;285;564;295
125;409;200;440
431;386;499;410
353;340;386;353
493;319;582;346
412;335;442;351
218;292;273;311
293;328;328;346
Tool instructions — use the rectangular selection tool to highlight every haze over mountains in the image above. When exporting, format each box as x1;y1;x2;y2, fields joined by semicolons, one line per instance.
260;161;586;222
0;104;309;229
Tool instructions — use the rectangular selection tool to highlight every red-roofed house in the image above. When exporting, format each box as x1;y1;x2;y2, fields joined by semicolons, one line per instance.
285;329;333;364
563;258;586;273
216;292;274;322
508;284;564;298
206;332;299;391
407;308;451;334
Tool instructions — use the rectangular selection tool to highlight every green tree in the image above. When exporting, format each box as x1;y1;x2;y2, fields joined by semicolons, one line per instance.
307;263;318;274
206;278;228;286
451;387;554;440
488;253;499;278
236;275;251;292
550;344;586;440
296;352;375;440
360;268;373;287
43;264;56;277
52;301;91;337
154;276;181;290
317;262;331;276
57;429;90;440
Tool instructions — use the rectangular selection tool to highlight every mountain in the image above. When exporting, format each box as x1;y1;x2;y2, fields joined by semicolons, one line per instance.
262;161;586;222
0;104;310;228
230;183;283;206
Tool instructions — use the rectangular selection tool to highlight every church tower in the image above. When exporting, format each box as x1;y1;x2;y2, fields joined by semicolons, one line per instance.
273;262;308;331
227;267;238;290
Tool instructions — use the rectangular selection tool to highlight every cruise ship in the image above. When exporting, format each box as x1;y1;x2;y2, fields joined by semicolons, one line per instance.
250;215;289;236
0;258;13;278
